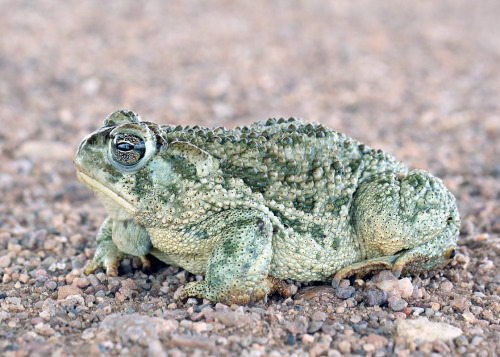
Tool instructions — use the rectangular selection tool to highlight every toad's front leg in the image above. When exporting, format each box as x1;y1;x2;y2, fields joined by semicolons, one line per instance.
178;209;290;304
84;216;152;276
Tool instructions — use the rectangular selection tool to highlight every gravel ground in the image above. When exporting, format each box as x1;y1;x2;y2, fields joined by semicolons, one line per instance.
1;1;499;356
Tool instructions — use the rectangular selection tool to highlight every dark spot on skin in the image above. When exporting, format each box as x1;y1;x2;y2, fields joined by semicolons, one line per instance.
256;217;266;235
194;230;209;240
223;239;237;257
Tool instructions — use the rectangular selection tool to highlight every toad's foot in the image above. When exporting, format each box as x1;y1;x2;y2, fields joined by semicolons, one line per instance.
84;217;153;276
178;276;292;304
83;238;126;277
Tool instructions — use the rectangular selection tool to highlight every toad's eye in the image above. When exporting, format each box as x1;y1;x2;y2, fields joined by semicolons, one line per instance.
111;133;146;167
445;248;456;260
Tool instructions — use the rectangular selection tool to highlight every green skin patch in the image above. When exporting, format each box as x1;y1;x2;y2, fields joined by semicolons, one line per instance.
75;110;460;304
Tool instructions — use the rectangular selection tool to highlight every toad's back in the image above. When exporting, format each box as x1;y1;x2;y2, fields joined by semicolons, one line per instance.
160;118;408;280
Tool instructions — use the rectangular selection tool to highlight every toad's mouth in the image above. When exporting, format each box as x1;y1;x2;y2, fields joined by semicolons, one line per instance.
76;169;138;215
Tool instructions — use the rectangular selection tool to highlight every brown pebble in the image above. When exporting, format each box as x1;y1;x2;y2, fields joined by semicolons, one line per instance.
72;277;90;289
337;340;351;354
366;334;389;350
58;285;83;299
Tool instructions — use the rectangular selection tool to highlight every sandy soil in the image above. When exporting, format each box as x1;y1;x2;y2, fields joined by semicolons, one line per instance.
0;1;499;356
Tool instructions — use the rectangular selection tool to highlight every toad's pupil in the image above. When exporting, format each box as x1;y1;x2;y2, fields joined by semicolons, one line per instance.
117;142;133;151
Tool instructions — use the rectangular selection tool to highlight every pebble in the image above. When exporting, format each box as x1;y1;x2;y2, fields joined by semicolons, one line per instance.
73;277;90;289
429;302;441;311
87;274;100;287
44;280;58;290
366;334;388;350
450;297;471;311
35;322;55;336
58;285;83;299
371;270;397;282
286;334;296;345
285;316;308;335
389;298;408;312
462;311;476;323
337;340;351;354
302;334;315;344
312;311;327;321
366;290;390;306
295;286;336;301
0;255;11;268
100;314;179;343
307;320;323;333
167;335;216;351
336;286;355;299
216;311;252;328
376;278;413;298
439;281;453;293
396;317;463;342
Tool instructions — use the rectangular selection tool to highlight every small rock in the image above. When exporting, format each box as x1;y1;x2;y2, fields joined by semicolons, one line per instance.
371;270;397;283
0;255;11;268
462;311;476;323
122;278;138;290
31;317;44;325
432;340;451;353
424;308;435;317
337;340;351;354
44;280;58;291
366;290;390;306
295;286;336;301
366;334;388;350
148;338;167;357
450;297;471;312
376;278;413;298
302;334;315;344
285;316;309;335
336;286;355;299
439;281;453;293
430;302;440;311
350;315;362;324
35;322;55;336
396;317;462;342
100;314;179;343
58;285;83;299
307;320;323;333
454;335;469;346
87;274;99;287
216;311;252;328
192;321;209;333
390;298;408;312
363;343;375;352
73;277;90;289
167;335;216;351
312;311;327;322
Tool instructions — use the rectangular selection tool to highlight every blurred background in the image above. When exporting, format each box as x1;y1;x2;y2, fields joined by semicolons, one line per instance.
0;0;499;251
0;2;499;354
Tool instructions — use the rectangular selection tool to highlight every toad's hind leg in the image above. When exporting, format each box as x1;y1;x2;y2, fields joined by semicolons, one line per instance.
334;170;459;285
178;210;290;304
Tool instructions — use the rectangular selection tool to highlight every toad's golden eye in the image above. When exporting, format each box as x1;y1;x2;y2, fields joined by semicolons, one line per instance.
445;248;456;260
111;133;146;167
